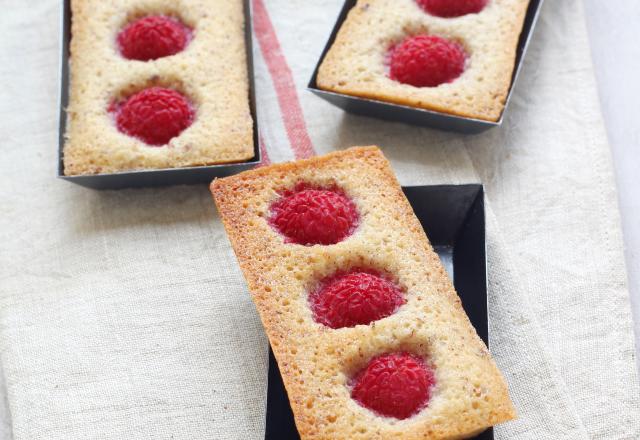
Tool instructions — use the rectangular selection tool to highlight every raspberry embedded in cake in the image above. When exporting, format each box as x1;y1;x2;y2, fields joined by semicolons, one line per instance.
389;35;467;87
417;0;488;18
118;15;192;61
269;183;359;245
310;270;404;329
111;87;195;146
351;352;435;420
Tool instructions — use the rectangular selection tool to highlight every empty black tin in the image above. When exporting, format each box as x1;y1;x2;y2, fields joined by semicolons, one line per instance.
57;0;261;189
308;0;544;134
265;184;491;440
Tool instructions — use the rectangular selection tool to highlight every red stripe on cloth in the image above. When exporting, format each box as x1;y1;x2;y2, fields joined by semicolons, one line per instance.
252;0;316;160
258;134;271;167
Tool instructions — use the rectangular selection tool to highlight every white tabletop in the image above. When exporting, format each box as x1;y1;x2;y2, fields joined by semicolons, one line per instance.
584;0;640;373
0;2;636;439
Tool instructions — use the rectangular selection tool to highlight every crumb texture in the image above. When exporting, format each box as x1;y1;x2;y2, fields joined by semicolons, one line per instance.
64;0;254;175
317;0;530;121
211;147;516;439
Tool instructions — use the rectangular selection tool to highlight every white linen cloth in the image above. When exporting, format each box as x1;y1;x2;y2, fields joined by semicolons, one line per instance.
0;0;638;439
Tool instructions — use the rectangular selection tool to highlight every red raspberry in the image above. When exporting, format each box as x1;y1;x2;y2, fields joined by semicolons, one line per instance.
417;0;488;18
118;15;191;61
389;35;466;87
113;87;194;146
351;353;435;419
310;271;404;329
269;184;359;246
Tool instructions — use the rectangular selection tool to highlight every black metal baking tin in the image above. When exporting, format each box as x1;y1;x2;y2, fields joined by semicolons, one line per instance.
308;0;544;134
57;0;261;189
265;184;491;440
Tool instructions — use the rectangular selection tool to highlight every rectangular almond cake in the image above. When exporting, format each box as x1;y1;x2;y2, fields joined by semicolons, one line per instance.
317;0;530;121
64;0;254;175
211;147;515;439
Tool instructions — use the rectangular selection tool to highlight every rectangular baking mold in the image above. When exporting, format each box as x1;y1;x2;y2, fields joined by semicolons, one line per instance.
264;184;492;440
57;0;261;189
308;0;544;134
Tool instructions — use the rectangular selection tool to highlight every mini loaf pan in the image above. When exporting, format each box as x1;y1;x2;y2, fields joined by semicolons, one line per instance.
57;0;261;190
308;0;544;134
265;184;492;440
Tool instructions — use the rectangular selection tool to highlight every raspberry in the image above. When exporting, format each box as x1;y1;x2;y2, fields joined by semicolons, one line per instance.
389;35;466;87
417;0;488;18
113;87;194;146
310;271;404;329
351;353;435;419
269;184;359;245
118;15;191;61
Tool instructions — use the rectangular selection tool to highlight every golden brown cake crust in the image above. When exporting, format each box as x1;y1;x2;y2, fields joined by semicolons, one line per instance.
64;0;254;176
317;0;530;122
211;147;515;440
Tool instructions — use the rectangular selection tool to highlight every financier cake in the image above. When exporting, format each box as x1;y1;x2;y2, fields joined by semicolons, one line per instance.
64;0;254;176
211;147;516;439
317;0;530;121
